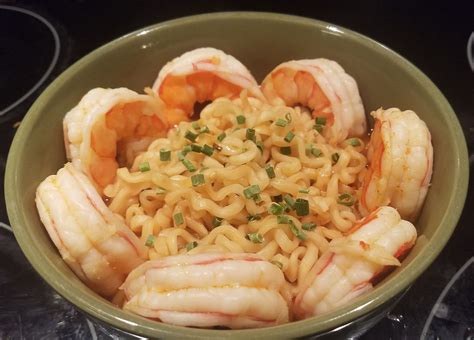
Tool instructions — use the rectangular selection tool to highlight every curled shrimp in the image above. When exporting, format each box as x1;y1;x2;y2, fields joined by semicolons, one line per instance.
359;108;433;221
294;206;417;319
261;59;366;143
63;87;168;192
152;47;265;124
121;253;290;328
35;163;148;297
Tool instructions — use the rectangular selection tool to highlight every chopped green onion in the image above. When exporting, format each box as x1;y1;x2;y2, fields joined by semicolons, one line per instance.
337;193;355;206
265;164;276;179
184;130;198;142
256;141;264;153
182;159;197;172
289;223;307;241
253;193;262;203
212;217;223;228
283;194;295;209
332;153;340;164
349;138;361;146
273;195;283;203
160;149;171;161
311;147;322;157
156;187;166;194
247;232;264;243
305;144;313;156
246;128;256;142
277;215;291;224
174;212;184;225
236;115;246;124
191;121;200;129
139;161;151;172
145;235;155;247
191;173;205;187
186;241;198;251
284;131;295;143
280;146;291;155
295;198;309;216
268;203;284;215
190;144;202;153
178;145;192;160
271;260;283;269
299;188;310;194
217;132;226;142
314;124;323;133
201;144;214;156
302;222;316;231
275;118;288;127
285;113;292;123
243;185;261;199
247;214;262;221
199;125;210;134
315;117;327;125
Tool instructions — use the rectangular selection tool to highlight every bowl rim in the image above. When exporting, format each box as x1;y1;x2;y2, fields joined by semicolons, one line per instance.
5;11;469;339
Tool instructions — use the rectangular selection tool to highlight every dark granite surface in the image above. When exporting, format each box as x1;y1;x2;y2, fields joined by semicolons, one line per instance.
0;1;472;338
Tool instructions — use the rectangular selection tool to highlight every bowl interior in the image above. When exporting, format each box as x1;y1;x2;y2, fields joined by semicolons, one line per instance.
5;12;468;339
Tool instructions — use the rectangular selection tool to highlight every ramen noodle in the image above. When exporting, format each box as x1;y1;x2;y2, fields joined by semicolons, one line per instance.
103;92;368;292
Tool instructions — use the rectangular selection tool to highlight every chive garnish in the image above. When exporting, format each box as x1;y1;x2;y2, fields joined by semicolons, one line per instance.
191;174;205;187
217;132;226;142
280;146;291;155
186;241;198;251
299;188;310;194
192;121;200;129
337;193;355;206
295;198;309;216
243;185;261;199
139;161;151;172
190;144;202;153
311;147;322;157
315;117;327;125
184;130;198;142
256;141;264;153
212;217;223;228
199;125;210;134
283;194;295;209
265;164;276;179
349;138;361;146
247;232;264;244
174;212;184;225
268;203;284;215
182;159;197;172
145;235;155;247
236;115;246;124
284;131;295;143
277;215;291;224
332;153;340;163
275;118;288;127
289;223;307;241
302;222;316;231
160;149;171;161
246;128;256;142
201;144;214;156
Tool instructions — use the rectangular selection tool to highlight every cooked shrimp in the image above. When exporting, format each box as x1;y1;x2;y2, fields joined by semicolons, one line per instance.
121;253;289;328
35;163;148;297
261;59;366;143
152;47;265;125
359;108;433;221
63;87;168;192
294;206;416;319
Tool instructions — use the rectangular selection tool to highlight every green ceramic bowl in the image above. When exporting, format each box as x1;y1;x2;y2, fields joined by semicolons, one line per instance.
5;12;469;339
